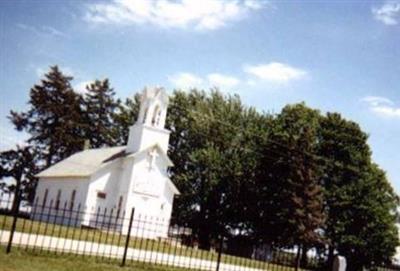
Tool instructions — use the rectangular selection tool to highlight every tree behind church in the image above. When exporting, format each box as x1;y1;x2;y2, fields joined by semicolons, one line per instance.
9;66;86;168
82;79;120;148
318;113;399;269
0;146;38;204
112;94;141;145
167;89;270;249
4;75;398;264
259;103;325;266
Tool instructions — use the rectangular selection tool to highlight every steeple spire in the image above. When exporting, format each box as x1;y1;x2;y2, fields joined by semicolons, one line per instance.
136;87;169;128
126;87;170;153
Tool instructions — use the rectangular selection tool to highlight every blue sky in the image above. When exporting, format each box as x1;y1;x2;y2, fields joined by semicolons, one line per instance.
0;0;399;191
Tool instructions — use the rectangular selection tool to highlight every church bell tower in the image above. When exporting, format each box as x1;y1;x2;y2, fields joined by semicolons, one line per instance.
126;87;170;154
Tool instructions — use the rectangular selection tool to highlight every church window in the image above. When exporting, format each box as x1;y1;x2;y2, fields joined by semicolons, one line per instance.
151;105;161;126
69;190;76;211
42;189;49;207
148;148;158;170
97;191;107;199
156;110;162;125
55;189;61;210
143;107;149;124
161;203;165;210
117;196;123;218
117;196;123;210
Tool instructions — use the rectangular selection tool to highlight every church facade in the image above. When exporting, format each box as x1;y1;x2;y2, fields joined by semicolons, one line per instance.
34;87;179;238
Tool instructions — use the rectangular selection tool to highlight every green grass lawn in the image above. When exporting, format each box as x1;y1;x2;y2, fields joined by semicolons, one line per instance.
0;214;298;271
0;214;218;259
0;249;186;271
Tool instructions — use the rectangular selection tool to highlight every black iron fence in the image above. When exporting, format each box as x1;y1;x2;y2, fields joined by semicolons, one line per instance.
377;266;400;271
0;194;398;271
0;195;324;271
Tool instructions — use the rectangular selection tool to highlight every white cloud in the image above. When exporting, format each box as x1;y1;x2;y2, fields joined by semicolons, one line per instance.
35;67;47;78
41;26;68;38
361;96;394;106
0;125;28;151
74;80;94;94
84;0;266;30
244;0;265;10
372;1;400;25
17;23;68;37
243;62;307;83
169;72;241;90
0;136;27;151
246;79;257;86
168;72;203;89
372;106;400;117
362;96;400;118
207;73;240;89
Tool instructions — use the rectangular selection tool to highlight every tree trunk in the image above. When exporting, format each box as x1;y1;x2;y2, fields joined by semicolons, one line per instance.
295;244;302;271
327;245;335;269
300;245;308;268
46;145;53;168
198;224;211;250
197;176;211;250
11;177;22;214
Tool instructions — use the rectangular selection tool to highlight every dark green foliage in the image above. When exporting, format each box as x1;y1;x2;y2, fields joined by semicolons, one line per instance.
338;165;399;270
257;104;325;268
2;67;398;267
0;146;38;203
112;94;140;145
318;113;399;269
9;66;86;167
82;79;119;148
167;89;270;249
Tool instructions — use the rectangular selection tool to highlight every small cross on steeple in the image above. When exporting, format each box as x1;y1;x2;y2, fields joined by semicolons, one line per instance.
148;148;159;171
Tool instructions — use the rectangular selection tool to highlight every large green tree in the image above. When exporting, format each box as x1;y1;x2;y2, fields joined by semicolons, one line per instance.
339;164;399;269
259;104;325;265
318;113;399;269
82;79;119;148
9;66;86;167
3;71;399;266
167;89;269;249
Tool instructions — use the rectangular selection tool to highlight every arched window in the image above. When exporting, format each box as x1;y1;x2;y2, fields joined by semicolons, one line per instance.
55;189;62;210
156;110;162;125
151;105;161;126
117;195;123;219
143;107;149;124
42;189;49;207
69;190;76;211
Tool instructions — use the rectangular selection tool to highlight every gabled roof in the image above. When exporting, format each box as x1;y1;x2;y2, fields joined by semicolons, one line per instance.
166;176;180;195
36;146;126;178
36;144;173;178
125;144;173;167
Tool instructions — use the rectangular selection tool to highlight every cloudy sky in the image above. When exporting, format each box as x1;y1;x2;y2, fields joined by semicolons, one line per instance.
0;0;399;191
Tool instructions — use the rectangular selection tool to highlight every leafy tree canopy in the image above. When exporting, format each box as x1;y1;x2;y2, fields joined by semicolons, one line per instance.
1;67;398;268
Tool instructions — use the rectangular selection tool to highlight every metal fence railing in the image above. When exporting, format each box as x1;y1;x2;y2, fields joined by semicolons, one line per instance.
0;194;398;271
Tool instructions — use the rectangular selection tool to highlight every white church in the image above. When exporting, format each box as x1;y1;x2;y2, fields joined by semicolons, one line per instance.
34;87;180;238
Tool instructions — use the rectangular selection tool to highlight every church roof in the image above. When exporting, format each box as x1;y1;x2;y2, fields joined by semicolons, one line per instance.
124;144;174;167
36;146;126;178
36;144;173;178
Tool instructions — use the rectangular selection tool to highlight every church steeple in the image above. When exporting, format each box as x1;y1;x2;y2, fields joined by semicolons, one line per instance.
136;87;168;128
126;87;170;154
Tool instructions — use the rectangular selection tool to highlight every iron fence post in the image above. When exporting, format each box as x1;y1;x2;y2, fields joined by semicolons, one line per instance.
6;188;21;254
216;235;224;271
121;207;135;267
